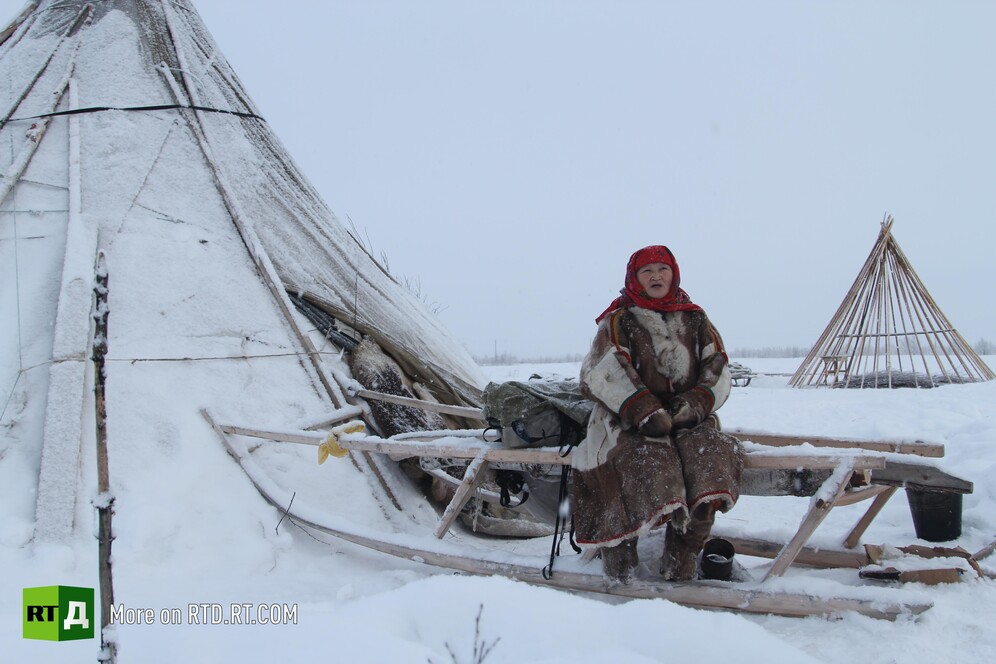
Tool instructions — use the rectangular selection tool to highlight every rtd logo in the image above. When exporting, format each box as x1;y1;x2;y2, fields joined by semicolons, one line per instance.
22;586;95;641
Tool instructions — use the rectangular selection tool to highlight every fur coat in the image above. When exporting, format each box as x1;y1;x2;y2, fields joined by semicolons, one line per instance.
572;306;742;548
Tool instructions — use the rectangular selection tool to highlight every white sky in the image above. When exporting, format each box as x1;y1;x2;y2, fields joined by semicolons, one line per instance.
5;0;995;358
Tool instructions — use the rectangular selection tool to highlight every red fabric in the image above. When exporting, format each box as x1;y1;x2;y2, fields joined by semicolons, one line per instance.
596;245;703;323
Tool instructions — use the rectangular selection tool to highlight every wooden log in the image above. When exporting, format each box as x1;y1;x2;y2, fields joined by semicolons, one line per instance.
93;252;117;664
732;429;944;458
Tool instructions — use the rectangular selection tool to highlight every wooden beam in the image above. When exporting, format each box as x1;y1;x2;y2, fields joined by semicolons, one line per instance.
714;534;869;569
353;388;485;420
973;539;996;562
0;1;38;47
843;486;899;549
217;425;888;474
834;484;892;508
733;430;944;458
763;470;854;580
435;452;489;538
870;460;973;494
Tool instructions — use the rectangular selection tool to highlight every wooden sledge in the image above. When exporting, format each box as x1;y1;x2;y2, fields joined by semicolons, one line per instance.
204;410;930;620
205;410;950;620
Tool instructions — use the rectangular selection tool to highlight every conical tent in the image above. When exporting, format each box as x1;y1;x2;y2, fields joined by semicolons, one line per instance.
790;216;994;388
0;0;485;544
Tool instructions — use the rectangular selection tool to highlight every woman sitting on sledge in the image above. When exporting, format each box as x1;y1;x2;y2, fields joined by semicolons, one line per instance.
573;245;742;583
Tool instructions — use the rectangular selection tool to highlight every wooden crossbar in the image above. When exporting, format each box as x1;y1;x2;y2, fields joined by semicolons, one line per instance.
218;424;887;472
732;429;944;458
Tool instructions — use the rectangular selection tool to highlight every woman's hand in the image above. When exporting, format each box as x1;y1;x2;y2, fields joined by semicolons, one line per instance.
638;409;673;437
669;398;699;430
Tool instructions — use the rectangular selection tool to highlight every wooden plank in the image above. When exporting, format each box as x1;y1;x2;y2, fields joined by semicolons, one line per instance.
32;65;98;542
738;467;832;497
714;534;869;569
870;460;973;494
353;388;486;420
297;406;365;430
435;452;489;538
744;454;884;471
733;429;944;458
764;470;854;580
835;484;892;508
214;425;892;477
973;539;996;562
221;424;325;446
843;486;899;549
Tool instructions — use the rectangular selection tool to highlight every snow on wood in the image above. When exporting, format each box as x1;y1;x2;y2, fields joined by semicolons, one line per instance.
34;76;99;542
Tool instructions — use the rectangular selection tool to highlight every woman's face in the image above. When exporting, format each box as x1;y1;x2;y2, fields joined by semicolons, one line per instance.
636;262;673;299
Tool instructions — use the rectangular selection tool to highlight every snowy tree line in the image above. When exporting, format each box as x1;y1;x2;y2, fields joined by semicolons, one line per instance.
476;338;994;365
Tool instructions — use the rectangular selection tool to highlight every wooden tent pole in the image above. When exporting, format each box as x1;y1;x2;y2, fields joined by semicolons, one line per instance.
157;1;405;511
888;246;933;384
897;234;988;380
0;5;92;206
792;219;891;386
792;215;993;388
883;249;909;376
92;252;117;664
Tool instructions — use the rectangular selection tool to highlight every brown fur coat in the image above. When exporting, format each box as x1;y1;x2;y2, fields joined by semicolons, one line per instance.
572;307;742;548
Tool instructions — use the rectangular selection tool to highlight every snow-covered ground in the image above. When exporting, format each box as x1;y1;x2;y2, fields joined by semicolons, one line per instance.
4;3;995;661
3;356;996;663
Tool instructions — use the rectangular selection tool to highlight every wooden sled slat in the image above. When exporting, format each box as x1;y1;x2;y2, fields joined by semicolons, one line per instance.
733;430;945;458
214;422;978;581
204;410;930;621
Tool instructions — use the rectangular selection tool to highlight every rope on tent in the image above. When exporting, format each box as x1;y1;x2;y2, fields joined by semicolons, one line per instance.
7;103;264;123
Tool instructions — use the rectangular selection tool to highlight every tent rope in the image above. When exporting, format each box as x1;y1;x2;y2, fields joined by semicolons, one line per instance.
6;103;264;124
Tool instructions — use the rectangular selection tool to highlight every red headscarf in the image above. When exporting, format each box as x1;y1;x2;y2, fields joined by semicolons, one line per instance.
595;245;702;323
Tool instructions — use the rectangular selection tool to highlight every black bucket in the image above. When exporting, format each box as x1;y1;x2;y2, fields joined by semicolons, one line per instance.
906;489;963;542
701;538;736;581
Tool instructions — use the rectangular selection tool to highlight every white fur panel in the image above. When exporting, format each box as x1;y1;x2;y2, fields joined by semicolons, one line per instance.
701;338;732;412
585;349;639;414
631;308;692;386
712;363;732;411
573;406;617;471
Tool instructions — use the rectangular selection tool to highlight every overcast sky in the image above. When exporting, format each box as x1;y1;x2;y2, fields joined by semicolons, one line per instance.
5;1;995;358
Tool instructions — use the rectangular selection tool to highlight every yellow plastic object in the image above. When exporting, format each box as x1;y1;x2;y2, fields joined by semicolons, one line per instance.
318;422;366;464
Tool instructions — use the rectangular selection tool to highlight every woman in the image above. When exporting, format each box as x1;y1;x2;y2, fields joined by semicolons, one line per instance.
573;245;742;583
